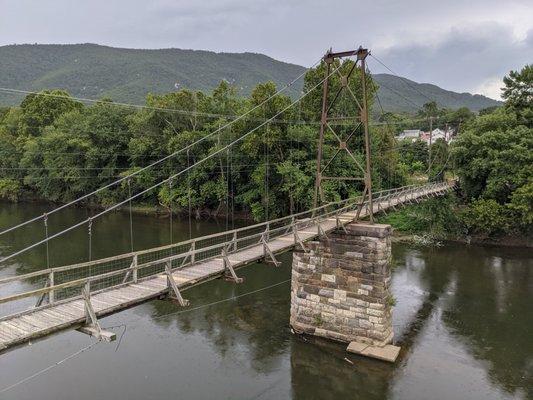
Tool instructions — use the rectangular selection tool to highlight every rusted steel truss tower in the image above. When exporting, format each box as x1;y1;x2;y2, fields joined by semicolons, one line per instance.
313;47;374;223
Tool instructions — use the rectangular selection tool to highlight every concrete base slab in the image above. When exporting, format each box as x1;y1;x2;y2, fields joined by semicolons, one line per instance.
77;326;116;342
347;341;400;363
346;341;368;353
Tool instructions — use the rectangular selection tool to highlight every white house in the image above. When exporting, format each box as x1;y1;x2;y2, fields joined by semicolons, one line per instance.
419;128;455;144
430;128;446;141
397;128;455;145
397;129;422;141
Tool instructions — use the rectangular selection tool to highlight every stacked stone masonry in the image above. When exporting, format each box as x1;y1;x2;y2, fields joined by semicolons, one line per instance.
290;222;394;346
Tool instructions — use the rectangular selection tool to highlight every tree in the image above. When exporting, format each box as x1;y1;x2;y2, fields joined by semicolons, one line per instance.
397;139;429;174
452;109;532;202
416;101;451;131
300;58;377;122
276;160;312;214
452;99;532;234
239;82;301;219
508;182;533;228
19;90;83;136
502;64;532;127
0;108;25;179
429;138;449;182
420;101;439;118
478;106;500;116
445;107;475;133
371;125;407;188
0;107;9;122
20;128;92;201
0;179;21;201
460;199;511;237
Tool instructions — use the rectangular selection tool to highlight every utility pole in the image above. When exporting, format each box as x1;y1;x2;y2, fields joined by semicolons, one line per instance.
313;47;374;223
428;115;433;174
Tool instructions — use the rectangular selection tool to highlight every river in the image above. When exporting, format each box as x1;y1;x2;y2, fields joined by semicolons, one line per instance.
0;202;531;400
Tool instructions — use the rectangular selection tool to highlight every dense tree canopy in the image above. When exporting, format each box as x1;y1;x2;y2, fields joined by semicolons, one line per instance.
0;60;408;221
0;61;529;239
452;64;533;234
502;64;532;127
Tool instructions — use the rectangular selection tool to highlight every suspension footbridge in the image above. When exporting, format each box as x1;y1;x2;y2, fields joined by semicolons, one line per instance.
0;182;451;351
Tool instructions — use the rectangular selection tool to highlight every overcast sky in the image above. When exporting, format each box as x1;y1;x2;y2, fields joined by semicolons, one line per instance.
1;0;531;99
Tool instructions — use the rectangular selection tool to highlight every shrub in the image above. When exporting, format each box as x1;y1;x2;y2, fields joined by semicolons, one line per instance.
460;199;511;236
508;182;533;229
0;178;21;202
379;194;462;238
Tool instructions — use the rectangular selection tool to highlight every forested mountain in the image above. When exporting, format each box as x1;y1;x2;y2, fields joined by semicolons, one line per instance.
0;44;304;104
373;73;501;113
0;44;501;112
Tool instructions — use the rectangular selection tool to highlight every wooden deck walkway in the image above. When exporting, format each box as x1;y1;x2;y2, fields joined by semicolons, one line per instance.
0;182;452;352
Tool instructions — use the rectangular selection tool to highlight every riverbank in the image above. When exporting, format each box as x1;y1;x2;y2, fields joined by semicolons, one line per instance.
0;197;257;222
2;193;530;248
390;231;533;248
377;193;532;248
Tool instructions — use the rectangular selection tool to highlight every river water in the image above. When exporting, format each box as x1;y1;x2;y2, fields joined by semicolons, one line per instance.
0;202;531;400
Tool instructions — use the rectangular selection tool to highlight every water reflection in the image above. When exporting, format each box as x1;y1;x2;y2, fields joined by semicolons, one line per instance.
390;244;531;400
0;201;228;277
439;247;533;399
145;253;293;373
290;337;395;399
0;201;531;400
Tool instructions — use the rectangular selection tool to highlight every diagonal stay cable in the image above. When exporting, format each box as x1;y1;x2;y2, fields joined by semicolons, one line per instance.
0;340;100;395
0;62;343;265
0;57;322;239
369;54;438;106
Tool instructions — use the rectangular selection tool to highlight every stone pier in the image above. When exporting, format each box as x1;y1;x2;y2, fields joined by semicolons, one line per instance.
290;222;400;362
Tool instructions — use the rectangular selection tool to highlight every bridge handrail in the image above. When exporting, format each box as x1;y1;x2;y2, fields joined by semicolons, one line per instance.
0;183;423;285
0;182;452;313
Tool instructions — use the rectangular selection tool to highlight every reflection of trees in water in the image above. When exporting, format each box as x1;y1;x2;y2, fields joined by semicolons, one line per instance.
0;202;221;277
392;244;454;348
146;261;293;374
290;337;395;400
392;244;532;398
440;246;533;398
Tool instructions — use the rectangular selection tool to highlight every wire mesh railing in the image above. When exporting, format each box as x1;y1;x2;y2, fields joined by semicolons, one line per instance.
0;182;452;320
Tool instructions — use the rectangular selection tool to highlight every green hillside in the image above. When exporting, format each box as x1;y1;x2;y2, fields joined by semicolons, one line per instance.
0;43;305;105
0;44;501;112
373;73;501;113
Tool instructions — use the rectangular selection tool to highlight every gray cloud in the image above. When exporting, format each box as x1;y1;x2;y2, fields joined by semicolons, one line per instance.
371;24;533;98
0;0;531;99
